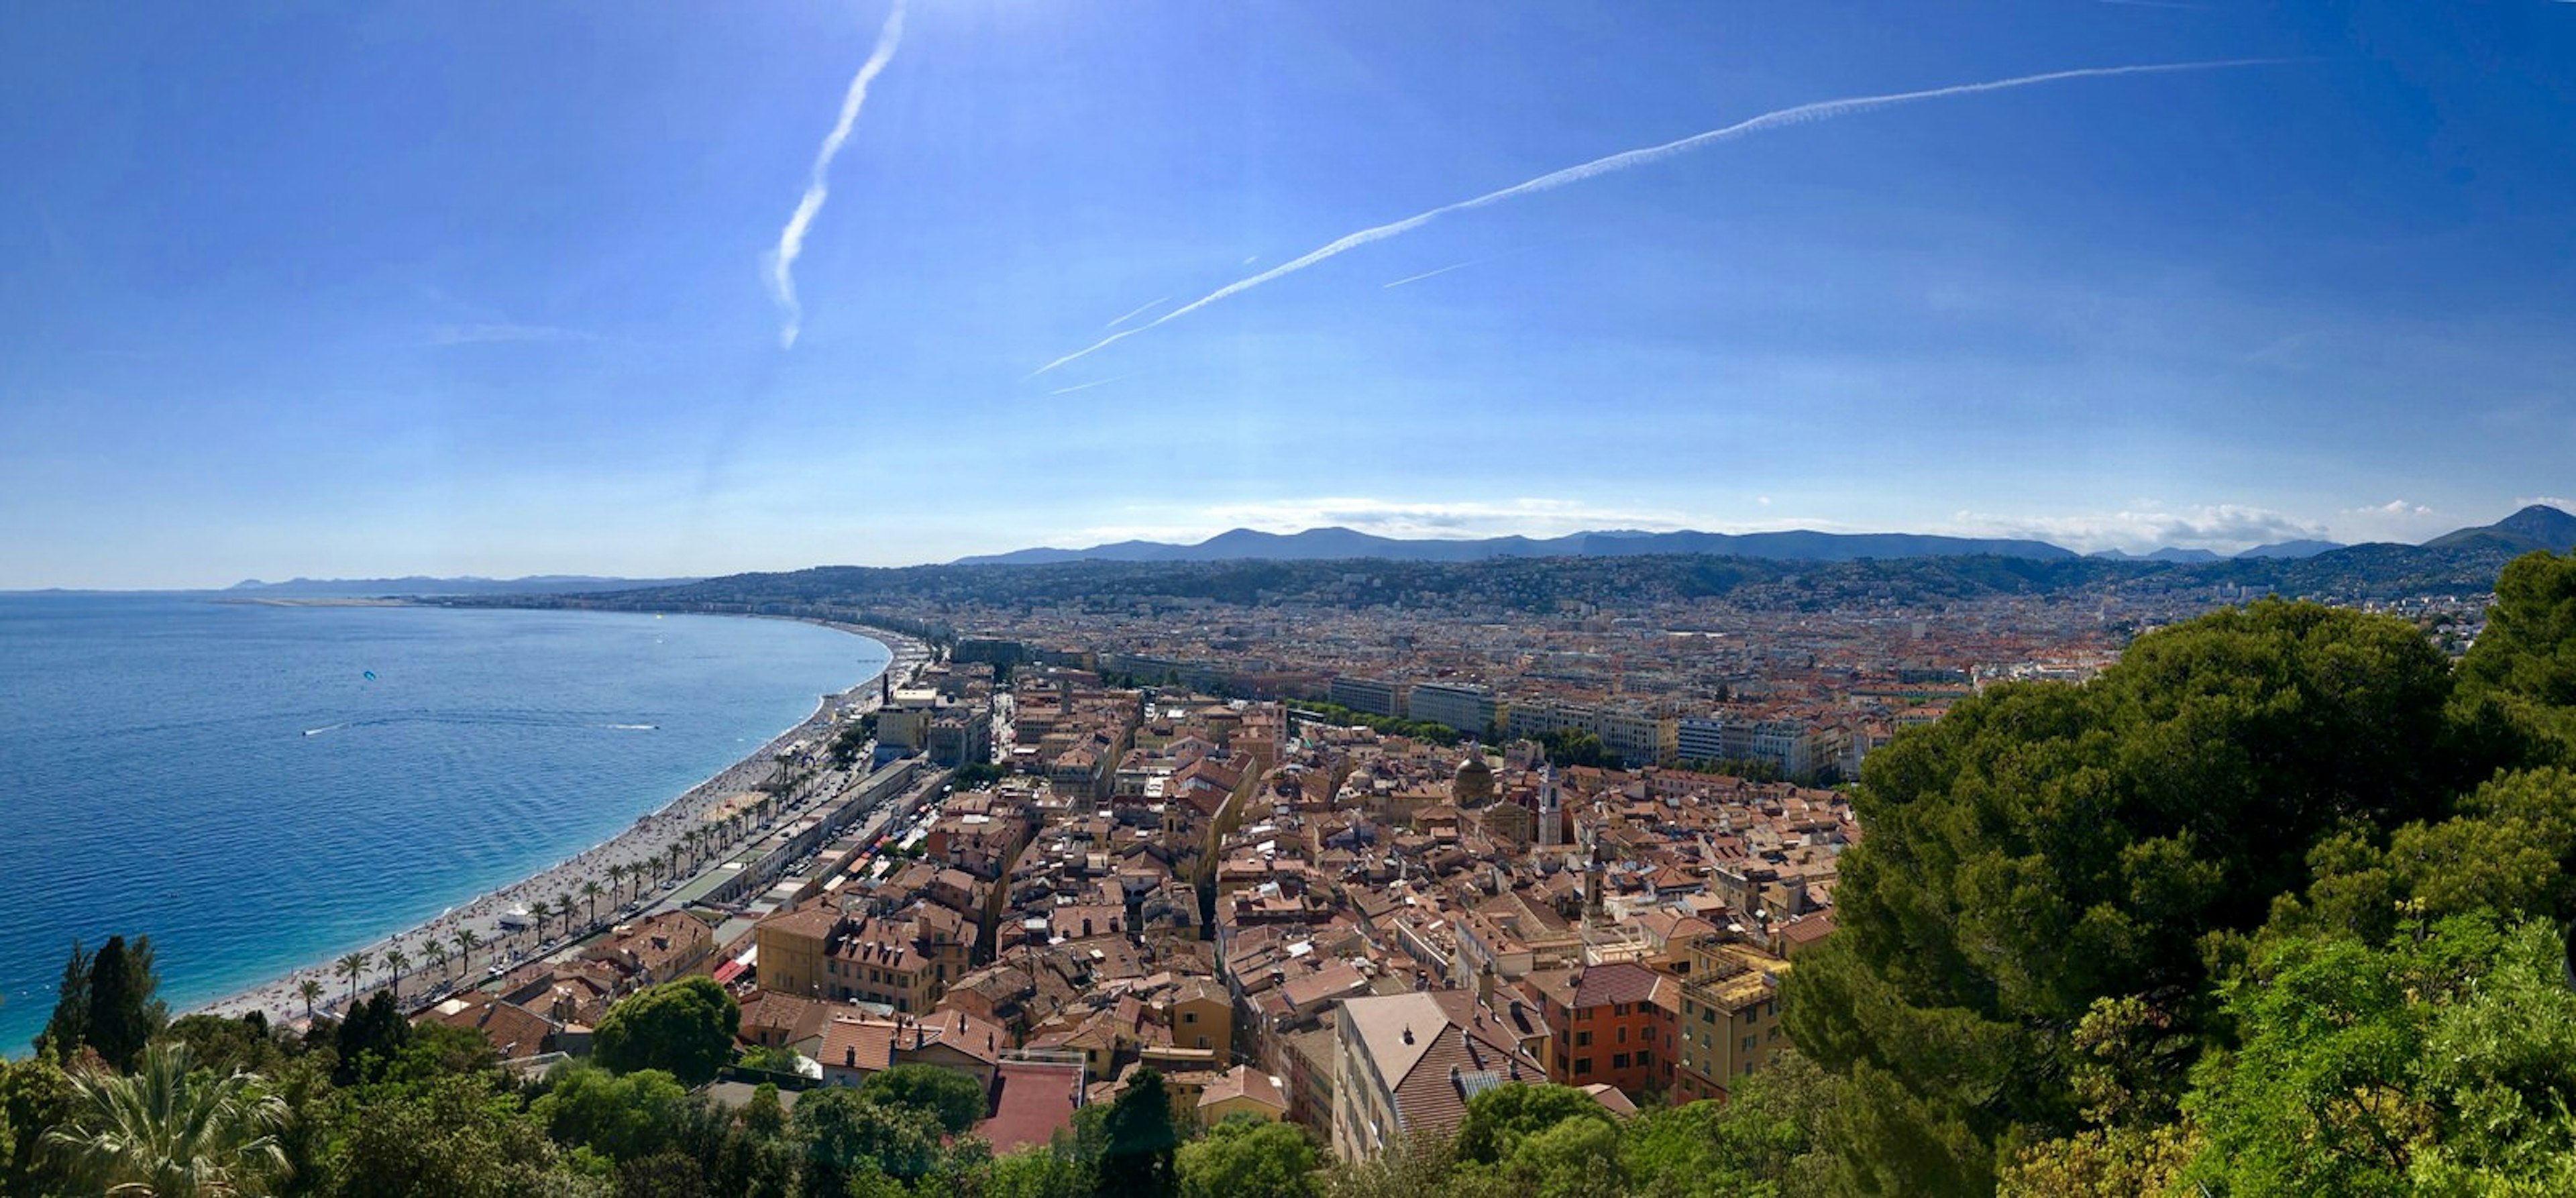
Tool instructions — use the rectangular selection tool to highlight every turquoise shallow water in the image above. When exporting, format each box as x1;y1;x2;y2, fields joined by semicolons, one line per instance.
0;595;887;1054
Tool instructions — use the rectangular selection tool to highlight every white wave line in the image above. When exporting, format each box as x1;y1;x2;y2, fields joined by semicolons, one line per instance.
1027;58;2288;376
1103;296;1171;329
766;0;908;350
1383;259;1489;289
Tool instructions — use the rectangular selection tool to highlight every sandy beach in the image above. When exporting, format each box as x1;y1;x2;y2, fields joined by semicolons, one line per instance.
192;616;932;1028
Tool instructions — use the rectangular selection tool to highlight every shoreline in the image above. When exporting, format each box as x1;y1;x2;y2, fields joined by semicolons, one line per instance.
189;613;931;1030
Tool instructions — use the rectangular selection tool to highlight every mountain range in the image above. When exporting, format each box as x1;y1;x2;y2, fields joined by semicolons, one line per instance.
951;507;2575;567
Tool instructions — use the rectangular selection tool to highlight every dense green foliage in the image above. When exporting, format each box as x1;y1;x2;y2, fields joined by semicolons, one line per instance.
36;934;169;1070
1782;555;2576;1193
857;1063;989;1136
1293;701;1468;746
1179;1112;1319;1198
590;977;739;1085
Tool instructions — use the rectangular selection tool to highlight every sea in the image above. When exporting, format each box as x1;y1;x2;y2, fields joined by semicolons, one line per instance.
0;594;889;1055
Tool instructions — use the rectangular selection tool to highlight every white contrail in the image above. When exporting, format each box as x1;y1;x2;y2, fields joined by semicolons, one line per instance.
1103;296;1171;329
1028;58;2286;376
1047;372;1142;396
1383;259;1489;289
767;0;908;350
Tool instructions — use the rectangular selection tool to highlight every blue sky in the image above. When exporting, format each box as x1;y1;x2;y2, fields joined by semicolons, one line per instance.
3;0;2571;588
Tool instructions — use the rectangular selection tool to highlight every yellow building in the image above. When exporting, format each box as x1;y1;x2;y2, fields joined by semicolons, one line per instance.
1167;979;1234;1055
752;906;844;998
1670;934;1794;1103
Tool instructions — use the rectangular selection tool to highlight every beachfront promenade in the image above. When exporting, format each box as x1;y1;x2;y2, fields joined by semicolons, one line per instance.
195;620;934;1028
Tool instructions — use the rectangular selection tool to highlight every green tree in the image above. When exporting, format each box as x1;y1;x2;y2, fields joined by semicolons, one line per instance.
1453;1083;1611;1166
39;940;91;1056
790;1087;947;1193
740;1083;786;1140
533;1065;690;1164
87;935;168;1072
43;1041;289;1198
2;1048;81;1197
327;1070;606;1198
160;1014;288;1081
611;1149;706;1198
380;946;410;1005
2460;551;2576;708
981;1142;1095;1198
591;978;739;1086
331;991;413;1087
1179;1113;1318;1198
2182;914;2576;1196
1493;1115;1628;1198
857;1063;988;1136
1099;1067;1183;1197
1621;1051;1839;1197
333;952;370;1013
294;981;321;1025
1782;600;2481;1189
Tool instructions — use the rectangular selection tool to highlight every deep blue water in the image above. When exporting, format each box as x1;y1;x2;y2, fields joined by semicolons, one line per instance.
0;595;887;1054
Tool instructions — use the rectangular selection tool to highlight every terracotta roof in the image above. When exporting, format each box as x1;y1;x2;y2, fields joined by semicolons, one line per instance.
975;1060;1085;1154
1197;1065;1288;1113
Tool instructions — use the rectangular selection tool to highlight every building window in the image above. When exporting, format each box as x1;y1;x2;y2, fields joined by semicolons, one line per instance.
1575;1030;1591;1047
1612;1052;1630;1069
1742;1036;1757;1054
1575;1058;1593;1076
1639;1050;1653;1067
1183;1011;1197;1024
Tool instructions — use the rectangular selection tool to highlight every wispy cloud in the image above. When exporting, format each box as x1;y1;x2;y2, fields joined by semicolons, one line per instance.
1102;297;1170;330
1047;372;1142;396
1074;496;1697;545
766;0;908;350
1028;58;2288;376
1947;503;2328;554
431;323;596;345
1382;259;1489;290
2518;495;2575;512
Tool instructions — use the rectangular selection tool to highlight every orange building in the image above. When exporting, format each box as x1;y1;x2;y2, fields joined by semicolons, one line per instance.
1517;960;1673;1099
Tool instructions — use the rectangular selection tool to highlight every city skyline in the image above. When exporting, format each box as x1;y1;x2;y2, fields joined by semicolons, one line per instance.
6;0;2574;588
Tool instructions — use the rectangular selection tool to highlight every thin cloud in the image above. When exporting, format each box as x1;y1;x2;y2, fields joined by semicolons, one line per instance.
1047;372;1142;396
1103;297;1171;330
431;323;596;345
1948;504;2327;554
1383;259;1489;289
766;0;908;350
1075;497;1698;545
2518;495;2575;512
1028;57;2290;376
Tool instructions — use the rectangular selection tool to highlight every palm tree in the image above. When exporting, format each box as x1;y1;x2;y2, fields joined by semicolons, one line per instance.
425;941;451;987
608;863;630;906
382;944;411;1003
453;928;480;976
581;880;603;929
335;951;371;1009
44;1042;289;1198
294;979;321;1024
529;899;553;942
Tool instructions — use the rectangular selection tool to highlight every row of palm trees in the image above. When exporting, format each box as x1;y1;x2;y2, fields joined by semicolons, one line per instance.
285;801;807;1026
